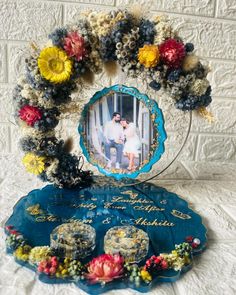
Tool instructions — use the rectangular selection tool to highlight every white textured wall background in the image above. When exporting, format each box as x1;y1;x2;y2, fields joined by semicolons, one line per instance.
0;0;236;183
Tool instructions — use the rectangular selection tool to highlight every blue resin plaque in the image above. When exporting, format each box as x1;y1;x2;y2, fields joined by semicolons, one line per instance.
5;177;207;294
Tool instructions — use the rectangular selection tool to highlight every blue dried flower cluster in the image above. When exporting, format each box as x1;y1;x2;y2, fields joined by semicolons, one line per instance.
20;136;64;157
49;27;68;48
138;19;156;46
176;86;212;111
40;154;92;188
100;16;133;61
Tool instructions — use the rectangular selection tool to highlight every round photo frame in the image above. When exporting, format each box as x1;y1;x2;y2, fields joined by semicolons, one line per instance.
78;84;167;180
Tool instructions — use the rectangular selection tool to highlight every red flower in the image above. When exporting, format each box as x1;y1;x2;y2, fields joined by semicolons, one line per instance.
161;259;168;269
145;255;168;273
159;38;186;69
5;225;13;231
85;253;124;283
19;105;42;126
9;230;19;235
185;236;194;243
63;32;87;61
191;242;199;249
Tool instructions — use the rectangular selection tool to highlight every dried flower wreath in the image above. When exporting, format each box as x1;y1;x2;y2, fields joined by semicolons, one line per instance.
13;9;212;188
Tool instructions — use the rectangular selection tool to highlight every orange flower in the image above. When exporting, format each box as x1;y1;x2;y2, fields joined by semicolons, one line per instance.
138;44;160;68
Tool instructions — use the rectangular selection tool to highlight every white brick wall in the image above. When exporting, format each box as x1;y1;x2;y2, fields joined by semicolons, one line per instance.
0;0;236;182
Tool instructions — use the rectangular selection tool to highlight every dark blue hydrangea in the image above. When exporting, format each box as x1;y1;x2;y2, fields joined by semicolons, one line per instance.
25;68;44;90
42;81;76;105
12;85;29;109
71;60;87;79
175;86;212;111
52;153;93;188
167;69;182;82
194;63;207;79
100;35;117;61
25;67;76;105
112;18;132;42
20;137;37;152
100;17;133;61
20;136;64;157
138;19;156;46
149;80;161;91
38;171;49;182
34;107;60;132
185;43;194;53
48;27;68;48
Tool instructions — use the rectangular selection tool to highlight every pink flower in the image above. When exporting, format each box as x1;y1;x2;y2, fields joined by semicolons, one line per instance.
63;32;87;61
19;105;42;126
159;38;186;69
85;253;124;283
38;256;58;275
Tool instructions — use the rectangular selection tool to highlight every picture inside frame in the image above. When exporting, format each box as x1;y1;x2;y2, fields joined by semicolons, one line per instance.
80;89;159;175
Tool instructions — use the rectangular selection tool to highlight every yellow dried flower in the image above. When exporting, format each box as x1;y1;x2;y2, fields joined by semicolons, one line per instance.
140;269;152;282
138;45;160;68
197;106;214;123
14;245;32;261
29;246;52;264
161;251;186;271
22;153;46;175
38;47;72;83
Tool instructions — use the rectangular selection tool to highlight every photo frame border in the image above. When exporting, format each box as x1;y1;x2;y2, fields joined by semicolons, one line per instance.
78;84;167;180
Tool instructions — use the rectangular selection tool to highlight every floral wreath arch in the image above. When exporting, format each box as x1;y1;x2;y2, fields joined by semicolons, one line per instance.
13;9;212;188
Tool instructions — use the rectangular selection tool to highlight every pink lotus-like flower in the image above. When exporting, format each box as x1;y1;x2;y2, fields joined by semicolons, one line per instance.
63;32;87;61
85;253;124;283
19;105;42;126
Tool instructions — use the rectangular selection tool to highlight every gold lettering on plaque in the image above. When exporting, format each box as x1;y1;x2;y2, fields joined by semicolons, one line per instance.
70;203;97;210
134;217;175;227
104;202;126;210
111;196;153;205
102;217;112;224
133;205;165;213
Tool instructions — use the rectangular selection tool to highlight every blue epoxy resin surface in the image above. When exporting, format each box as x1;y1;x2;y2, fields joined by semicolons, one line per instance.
5;177;207;294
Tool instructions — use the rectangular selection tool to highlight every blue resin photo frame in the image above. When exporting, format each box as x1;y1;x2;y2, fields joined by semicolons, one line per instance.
78;85;167;180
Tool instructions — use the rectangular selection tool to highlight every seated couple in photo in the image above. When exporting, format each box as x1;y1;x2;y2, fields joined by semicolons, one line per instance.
104;112;141;171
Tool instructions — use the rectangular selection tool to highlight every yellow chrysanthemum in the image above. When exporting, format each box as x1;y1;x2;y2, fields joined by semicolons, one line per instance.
22;153;46;175
38;47;73;83
138;44;160;68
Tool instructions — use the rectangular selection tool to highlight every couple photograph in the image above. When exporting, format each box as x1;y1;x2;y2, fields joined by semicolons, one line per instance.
104;112;141;171
83;92;156;173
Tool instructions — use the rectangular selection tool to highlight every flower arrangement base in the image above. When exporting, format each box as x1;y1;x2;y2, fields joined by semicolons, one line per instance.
5;176;207;294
